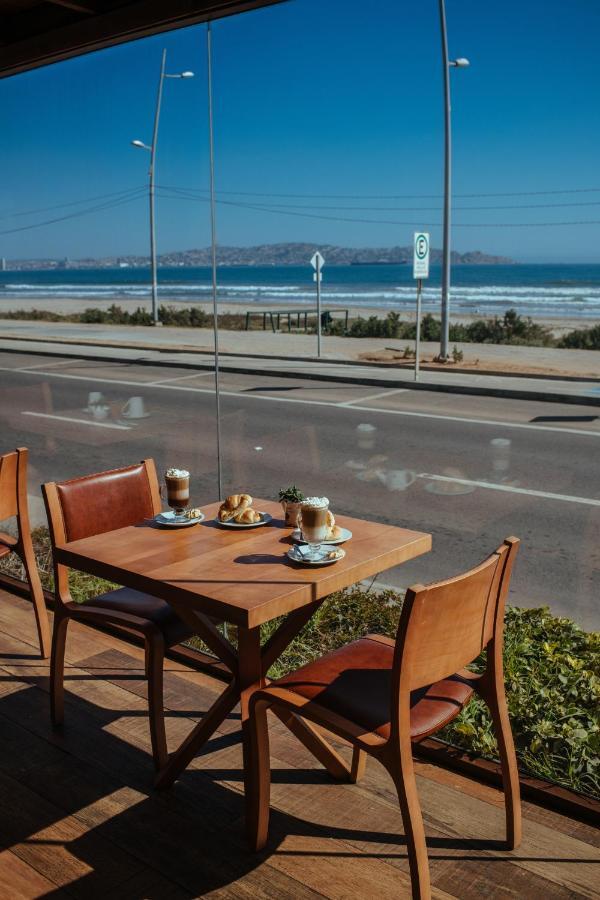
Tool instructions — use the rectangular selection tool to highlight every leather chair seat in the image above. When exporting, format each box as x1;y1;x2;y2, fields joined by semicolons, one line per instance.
80;587;192;647
275;635;475;740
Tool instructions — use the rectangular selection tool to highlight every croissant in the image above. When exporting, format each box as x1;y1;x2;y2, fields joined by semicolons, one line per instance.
218;493;253;521
234;508;261;524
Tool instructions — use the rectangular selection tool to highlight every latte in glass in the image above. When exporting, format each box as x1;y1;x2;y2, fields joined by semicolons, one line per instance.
164;467;190;516
299;497;329;558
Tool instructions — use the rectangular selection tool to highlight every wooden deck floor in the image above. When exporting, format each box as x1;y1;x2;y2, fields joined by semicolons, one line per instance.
0;588;598;900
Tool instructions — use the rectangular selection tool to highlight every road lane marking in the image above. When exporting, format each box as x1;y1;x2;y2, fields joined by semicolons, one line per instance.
418;473;600;507
337;388;409;407
148;372;215;385
21;411;131;431
17;359;75;371
1;364;599;437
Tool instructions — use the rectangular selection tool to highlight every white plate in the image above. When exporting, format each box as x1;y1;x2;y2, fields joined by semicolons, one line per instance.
291;527;352;546
155;510;205;528
424;481;475;497
216;512;272;529
287;544;346;566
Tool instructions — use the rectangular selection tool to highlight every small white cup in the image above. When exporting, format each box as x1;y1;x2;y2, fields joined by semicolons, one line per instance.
121;396;146;419
385;469;417;491
92;404;109;420
87;391;103;411
357;423;376;450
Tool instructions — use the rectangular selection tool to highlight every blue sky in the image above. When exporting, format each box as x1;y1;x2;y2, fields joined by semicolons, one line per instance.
1;0;599;262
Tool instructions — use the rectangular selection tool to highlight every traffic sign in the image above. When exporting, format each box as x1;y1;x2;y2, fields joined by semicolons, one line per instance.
413;232;430;279
310;251;325;270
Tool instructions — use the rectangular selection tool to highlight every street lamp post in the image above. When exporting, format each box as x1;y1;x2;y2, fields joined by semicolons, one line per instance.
131;50;194;326
438;0;469;359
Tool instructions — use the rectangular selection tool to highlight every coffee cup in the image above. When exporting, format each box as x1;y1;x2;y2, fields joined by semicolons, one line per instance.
87;391;103;411
357;423;376;451
121;396;146;419
385;469;417;491
91;404;109;420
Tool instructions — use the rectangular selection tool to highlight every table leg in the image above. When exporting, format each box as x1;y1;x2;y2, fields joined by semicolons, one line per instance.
272;707;352;781
237;626;265;802
154;681;238;789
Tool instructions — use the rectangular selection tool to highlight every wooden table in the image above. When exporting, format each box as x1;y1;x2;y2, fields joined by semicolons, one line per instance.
56;499;431;792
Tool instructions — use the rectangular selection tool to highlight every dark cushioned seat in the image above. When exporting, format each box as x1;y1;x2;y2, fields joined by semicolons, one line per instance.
276;635;475;740
83;587;192;647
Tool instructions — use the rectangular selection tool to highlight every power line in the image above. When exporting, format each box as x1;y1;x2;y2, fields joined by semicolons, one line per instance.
159;182;600;200
0;191;146;236
0;186;146;221
163;190;600;211
156;188;600;228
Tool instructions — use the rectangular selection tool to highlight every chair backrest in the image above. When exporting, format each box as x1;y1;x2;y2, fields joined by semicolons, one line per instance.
43;459;161;545
394;538;519;696
0;450;18;521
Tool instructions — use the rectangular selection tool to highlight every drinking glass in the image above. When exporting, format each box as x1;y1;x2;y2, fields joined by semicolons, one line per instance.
299;499;329;561
164;471;190;520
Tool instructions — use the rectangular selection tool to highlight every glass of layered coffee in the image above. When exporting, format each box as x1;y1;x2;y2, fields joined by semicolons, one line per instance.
164;467;190;520
298;497;329;561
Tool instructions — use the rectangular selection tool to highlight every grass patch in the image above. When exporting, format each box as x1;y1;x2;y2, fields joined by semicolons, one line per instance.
2;528;597;798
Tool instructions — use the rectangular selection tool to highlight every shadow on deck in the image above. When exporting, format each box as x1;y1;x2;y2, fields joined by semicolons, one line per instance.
0;588;598;899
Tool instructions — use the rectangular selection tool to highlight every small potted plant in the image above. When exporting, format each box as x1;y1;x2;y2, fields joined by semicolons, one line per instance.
278;485;305;527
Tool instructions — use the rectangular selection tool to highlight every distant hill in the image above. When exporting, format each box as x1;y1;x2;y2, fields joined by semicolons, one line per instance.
6;243;514;270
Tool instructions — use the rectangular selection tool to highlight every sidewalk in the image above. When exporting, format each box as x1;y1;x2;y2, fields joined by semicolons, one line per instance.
1;320;599;406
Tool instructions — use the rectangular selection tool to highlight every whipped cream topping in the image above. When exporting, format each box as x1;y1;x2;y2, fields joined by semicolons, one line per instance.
165;467;189;478
300;496;329;508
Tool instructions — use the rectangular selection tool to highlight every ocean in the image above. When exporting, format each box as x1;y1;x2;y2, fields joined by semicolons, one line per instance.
1;263;599;320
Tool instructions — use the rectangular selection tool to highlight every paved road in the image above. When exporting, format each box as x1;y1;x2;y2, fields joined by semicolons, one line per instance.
0;349;598;629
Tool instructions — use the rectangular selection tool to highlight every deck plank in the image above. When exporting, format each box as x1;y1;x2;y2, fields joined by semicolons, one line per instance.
0;587;598;900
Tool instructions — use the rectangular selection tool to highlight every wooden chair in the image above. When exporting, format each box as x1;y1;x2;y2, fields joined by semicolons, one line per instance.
42;459;195;770
0;447;51;658
247;538;521;900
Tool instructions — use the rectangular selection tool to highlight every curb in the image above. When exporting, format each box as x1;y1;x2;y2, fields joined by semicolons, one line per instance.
1;330;598;383
0;340;598;407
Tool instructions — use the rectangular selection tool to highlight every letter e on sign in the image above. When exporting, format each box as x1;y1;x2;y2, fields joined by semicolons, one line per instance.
413;232;430;279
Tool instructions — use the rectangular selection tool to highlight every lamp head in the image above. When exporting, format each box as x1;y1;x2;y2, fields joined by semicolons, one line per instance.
131;139;151;150
453;57;470;67
180;70;194;78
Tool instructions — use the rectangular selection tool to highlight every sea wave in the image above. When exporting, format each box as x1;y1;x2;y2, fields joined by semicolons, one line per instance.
2;277;600;318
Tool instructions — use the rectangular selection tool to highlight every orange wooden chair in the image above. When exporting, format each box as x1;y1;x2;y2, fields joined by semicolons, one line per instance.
42;459;195;770
247;538;521;900
0;447;51;658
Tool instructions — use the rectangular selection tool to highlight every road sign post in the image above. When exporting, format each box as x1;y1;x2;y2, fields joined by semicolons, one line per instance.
413;232;430;382
310;251;325;357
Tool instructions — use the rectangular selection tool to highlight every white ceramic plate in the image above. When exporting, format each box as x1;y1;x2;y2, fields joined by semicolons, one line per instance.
216;512;272;529
155;510;205;528
291;527;352;546
287;544;346;566
424;481;475;497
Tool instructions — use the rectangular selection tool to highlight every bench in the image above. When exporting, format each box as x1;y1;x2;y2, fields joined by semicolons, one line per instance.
245;307;349;333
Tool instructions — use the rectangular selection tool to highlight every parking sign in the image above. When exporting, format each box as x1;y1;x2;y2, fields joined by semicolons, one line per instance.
413;232;430;279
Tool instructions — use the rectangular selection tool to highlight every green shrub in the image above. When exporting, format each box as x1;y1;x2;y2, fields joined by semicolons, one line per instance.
558;324;600;350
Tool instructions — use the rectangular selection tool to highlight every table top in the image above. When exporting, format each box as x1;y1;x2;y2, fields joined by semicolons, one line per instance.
56;499;431;628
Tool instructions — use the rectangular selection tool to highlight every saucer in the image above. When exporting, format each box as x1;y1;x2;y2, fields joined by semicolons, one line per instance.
217;512;272;529
287;544;346;566
291;527;352;546
155;510;205;528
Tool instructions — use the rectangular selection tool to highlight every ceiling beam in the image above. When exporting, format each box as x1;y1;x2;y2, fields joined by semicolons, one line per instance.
0;0;286;79
45;0;96;14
